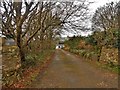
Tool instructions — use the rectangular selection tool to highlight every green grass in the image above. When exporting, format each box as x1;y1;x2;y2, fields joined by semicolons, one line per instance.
25;49;55;67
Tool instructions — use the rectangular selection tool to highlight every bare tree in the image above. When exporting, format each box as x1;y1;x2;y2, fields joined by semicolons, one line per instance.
117;1;120;65
91;2;119;61
1;0;90;68
1;1;39;66
92;2;118;31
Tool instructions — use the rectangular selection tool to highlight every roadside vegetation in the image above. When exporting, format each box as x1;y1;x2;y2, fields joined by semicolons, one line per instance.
2;39;55;87
1;0;91;88
64;2;120;73
1;0;120;88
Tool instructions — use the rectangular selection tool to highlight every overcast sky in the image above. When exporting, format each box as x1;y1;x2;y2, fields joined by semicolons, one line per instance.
89;0;119;13
62;0;119;37
0;0;119;37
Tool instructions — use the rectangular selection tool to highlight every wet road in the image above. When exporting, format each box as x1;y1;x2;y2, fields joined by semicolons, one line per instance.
29;49;118;88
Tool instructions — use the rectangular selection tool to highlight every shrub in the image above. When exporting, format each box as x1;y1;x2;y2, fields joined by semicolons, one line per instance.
24;54;37;68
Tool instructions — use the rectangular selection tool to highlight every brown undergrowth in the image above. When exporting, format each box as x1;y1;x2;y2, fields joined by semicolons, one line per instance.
3;51;55;88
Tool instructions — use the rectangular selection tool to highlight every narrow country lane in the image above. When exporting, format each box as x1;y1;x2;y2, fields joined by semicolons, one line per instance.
29;49;118;88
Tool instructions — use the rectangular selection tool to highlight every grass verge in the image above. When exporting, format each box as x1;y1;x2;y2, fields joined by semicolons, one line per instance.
64;49;119;74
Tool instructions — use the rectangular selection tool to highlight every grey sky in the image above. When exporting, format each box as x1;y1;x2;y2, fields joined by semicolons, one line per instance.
0;0;119;37
89;0;119;13
62;0;119;37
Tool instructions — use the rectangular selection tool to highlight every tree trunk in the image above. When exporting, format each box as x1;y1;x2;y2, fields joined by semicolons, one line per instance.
118;3;120;66
97;46;102;62
19;47;25;64
118;2;120;32
16;27;26;68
